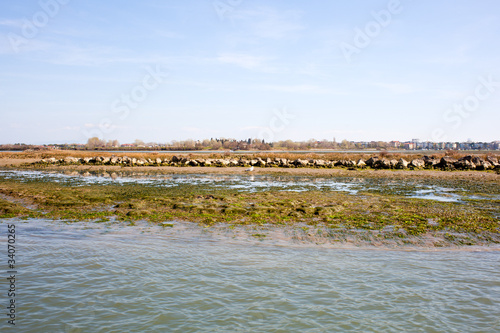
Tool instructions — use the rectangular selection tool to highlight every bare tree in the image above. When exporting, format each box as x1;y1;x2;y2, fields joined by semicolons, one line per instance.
86;137;105;149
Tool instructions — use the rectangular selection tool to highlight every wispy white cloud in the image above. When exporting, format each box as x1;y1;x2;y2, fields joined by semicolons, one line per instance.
370;82;418;94
0;33;52;54
153;30;184;39
217;53;270;70
232;7;305;40
259;84;348;95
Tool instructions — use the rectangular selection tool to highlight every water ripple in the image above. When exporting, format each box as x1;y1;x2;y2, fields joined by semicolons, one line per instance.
2;220;500;332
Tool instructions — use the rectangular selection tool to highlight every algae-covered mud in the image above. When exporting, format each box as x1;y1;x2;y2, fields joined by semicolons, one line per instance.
0;168;498;247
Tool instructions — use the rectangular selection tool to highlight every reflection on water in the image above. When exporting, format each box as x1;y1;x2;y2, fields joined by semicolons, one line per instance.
1;169;498;202
4;219;500;332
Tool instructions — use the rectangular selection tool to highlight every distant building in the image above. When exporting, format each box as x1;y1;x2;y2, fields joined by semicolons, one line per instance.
389;141;400;148
404;142;415;150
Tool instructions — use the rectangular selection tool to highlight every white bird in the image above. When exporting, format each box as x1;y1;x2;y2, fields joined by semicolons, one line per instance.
245;166;254;172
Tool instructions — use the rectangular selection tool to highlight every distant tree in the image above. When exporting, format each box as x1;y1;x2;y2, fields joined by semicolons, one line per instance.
210;141;222;150
183;139;195;149
86;137;105;149
134;139;145;147
106;139;120;148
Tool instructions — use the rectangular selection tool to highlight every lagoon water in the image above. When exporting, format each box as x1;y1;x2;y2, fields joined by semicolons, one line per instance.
3;219;500;332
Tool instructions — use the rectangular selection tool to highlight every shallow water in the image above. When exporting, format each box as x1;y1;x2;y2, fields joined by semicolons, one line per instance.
2;219;500;332
1;169;497;202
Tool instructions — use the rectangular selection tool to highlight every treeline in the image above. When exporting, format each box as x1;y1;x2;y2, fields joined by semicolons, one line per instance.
2;137;498;152
83;137;362;151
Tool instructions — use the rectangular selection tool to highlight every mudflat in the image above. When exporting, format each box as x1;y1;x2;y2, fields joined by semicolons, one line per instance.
1;156;499;247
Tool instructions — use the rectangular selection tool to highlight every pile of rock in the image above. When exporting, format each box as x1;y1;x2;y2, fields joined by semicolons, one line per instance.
36;154;500;171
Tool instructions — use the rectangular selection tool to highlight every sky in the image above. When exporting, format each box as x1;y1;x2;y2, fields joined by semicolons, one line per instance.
1;0;499;144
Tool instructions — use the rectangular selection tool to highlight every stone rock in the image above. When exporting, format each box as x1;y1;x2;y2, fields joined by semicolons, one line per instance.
255;158;266;167
345;160;357;167
471;157;487;169
396;158;408;169
214;159;229;167
64;156;80;164
356;159;366;168
279;158;289;167
454;159;475;170
389;159;398;168
410;159;425;168
423;157;439;168
294;159;308;167
474;159;492;170
366;157;379;167
314;159;326;167
373;158;390;169
486;156;499;167
459;155;473;162
438;156;457;169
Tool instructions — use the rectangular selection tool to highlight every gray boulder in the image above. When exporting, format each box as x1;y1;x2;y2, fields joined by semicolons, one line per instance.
438;156;457;169
454;159;475;170
410;159;425;168
373;158;391;169
486;156;499;167
366;157;379;167
356;159;366;168
396;158;408;169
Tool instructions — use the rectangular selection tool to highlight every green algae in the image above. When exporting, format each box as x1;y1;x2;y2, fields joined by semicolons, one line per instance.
0;172;498;245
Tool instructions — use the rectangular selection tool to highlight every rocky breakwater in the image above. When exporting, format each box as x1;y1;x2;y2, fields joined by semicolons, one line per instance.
34;154;500;171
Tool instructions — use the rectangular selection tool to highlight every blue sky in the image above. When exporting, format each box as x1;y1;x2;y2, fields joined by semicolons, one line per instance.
1;0;499;144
